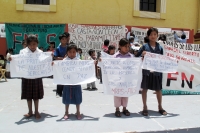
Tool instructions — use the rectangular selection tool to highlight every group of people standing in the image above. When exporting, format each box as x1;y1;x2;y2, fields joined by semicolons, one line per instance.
6;28;188;120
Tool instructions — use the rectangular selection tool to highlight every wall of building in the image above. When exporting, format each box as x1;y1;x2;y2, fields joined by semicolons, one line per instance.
0;0;199;55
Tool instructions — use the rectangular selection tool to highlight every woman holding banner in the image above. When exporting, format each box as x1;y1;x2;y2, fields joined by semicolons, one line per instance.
9;35;44;119
136;28;167;116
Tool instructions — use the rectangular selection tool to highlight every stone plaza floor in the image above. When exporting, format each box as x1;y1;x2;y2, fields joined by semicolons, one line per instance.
0;78;200;133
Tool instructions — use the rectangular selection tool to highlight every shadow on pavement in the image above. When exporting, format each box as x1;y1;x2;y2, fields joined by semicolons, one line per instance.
15;113;58;125
0;81;7;83
138;110;179;119
103;112;143;119
56;114;99;122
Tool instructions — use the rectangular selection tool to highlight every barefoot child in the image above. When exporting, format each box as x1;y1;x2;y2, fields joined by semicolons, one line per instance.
10;35;44;119
113;38;134;117
136;28;167;116
61;44;82;120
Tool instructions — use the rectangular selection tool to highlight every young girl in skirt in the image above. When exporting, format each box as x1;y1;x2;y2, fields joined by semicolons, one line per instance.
136;28;167;116
10;35;44;119
113;38;134;117
62;44;82;120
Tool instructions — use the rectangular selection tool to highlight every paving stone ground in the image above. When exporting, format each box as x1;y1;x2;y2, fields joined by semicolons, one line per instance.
0;78;200;133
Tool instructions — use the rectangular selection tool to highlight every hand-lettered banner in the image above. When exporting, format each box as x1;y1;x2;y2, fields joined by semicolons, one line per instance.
53;60;96;85
101;51;113;58
131;27;147;45
68;24;126;58
10;52;53;78
101;58;142;97
5;23;65;54
159;41;200;93
142;52;178;73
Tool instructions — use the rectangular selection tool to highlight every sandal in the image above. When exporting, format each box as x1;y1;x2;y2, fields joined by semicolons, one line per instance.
159;109;167;115
142;110;148;116
24;113;33;118
115;111;121;117
122;110;130;116
76;114;82;120
64;112;69;119
35;113;41;119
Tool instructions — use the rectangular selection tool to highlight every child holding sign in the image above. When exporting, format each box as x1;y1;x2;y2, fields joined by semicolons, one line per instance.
136;28;167;116
62;44;82;120
9;35;44;119
113;38;134;117
54;33;70;96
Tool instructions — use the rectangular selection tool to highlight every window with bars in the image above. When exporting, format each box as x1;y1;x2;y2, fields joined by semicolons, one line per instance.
140;0;156;12
26;0;50;5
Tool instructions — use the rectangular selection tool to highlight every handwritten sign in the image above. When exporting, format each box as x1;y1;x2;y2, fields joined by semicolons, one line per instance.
53;60;96;85
159;41;200;93
10;52;53;78
68;24;125;58
172;30;190;39
131;27;147;45
101;58;142;97
142;52;178;73
101;51;113;58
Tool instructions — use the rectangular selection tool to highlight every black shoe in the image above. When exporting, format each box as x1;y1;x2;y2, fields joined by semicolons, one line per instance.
90;88;98;91
139;90;142;94
83;87;91;90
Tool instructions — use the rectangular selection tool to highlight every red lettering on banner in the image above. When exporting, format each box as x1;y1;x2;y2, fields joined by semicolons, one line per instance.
47;34;56;43
166;72;194;89
13;32;22;49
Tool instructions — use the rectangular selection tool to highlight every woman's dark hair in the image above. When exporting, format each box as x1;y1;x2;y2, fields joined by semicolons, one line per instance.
181;34;186;39
147;28;158;37
27;35;39;45
77;48;82;54
0;55;4;60
129;36;134;42
119;38;129;47
108;45;116;51
66;44;78;53
59;34;67;40
63;32;70;38
108;45;116;54
88;49;95;56
130;33;136;38
158;34;167;41
49;42;55;48
144;36;149;43
104;39;110;46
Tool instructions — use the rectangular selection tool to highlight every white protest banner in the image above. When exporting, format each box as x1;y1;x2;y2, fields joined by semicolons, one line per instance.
131;27;147;45
68;24;126;58
156;27;174;42
10;52;53;78
172;30;190;39
157;28;172;33
101;51;113;58
0;24;5;38
101;58;142;97
158;32;174;42
142;52;178;73
159;41;200;92
53;60;96;85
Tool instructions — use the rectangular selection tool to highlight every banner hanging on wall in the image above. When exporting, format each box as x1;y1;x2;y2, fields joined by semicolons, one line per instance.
5;23;65;54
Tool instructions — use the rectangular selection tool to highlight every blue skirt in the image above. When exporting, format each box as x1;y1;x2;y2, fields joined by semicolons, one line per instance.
62;85;82;105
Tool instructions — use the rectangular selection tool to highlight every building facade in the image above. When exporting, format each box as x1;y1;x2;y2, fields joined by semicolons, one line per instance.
0;0;200;55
